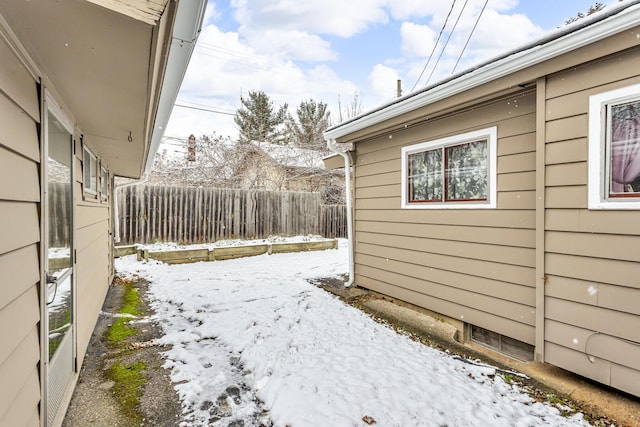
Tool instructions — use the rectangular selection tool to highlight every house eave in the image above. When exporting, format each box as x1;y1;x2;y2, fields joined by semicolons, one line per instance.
324;0;640;142
0;0;205;178
145;0;206;175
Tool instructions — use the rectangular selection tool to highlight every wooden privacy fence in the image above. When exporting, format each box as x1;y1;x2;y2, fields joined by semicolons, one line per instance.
116;185;347;245
49;182;72;247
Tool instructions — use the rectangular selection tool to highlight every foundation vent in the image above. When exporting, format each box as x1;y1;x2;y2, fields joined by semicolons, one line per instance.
469;324;534;361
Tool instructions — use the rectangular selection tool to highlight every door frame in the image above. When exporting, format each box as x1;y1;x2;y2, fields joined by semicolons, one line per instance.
41;88;77;427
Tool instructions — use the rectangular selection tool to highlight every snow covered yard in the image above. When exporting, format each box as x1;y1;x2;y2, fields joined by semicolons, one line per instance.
116;239;590;427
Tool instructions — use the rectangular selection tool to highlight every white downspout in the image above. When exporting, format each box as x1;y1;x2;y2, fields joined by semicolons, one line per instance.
327;138;354;287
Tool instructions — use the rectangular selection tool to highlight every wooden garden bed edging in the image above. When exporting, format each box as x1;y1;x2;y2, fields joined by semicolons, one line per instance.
125;239;338;265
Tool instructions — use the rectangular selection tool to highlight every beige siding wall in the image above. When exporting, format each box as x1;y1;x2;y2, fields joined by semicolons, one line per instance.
543;48;640;396
74;136;112;365
353;90;537;345
0;37;42;426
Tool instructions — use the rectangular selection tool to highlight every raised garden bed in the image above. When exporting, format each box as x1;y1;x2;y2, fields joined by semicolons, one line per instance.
118;239;338;265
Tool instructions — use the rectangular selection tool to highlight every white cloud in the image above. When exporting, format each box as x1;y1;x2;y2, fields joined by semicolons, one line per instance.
391;1;545;92
203;2;221;24
400;22;437;57
461;9;544;57
241;30;337;62
368;64;400;102
167;19;359;139
231;0;390;38
167;0;551;138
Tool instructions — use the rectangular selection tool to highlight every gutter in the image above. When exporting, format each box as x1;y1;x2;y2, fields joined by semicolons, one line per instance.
144;0;207;174
325;0;640;140
326;139;355;287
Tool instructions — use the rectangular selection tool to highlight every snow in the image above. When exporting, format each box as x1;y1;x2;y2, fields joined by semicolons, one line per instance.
116;239;590;427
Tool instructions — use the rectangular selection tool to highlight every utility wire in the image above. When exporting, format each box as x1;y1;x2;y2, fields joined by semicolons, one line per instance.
411;0;457;92
424;0;470;87
174;103;236;116
451;0;489;75
177;99;236;114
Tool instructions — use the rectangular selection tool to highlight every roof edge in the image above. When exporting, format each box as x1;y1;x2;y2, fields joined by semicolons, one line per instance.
145;0;206;175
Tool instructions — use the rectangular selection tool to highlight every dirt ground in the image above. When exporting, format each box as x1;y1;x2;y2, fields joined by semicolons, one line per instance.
63;278;182;427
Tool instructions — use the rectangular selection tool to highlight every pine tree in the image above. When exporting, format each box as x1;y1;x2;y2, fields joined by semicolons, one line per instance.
287;99;331;151
234;90;289;144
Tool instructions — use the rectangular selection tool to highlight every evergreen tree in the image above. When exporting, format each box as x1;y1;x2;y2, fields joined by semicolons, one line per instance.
287;99;331;151
234;90;289;144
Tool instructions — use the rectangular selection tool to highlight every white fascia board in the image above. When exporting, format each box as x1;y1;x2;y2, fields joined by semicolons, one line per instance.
324;3;640;141
145;0;206;175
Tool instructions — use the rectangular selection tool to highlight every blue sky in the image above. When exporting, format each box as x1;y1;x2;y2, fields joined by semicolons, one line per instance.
165;0;615;141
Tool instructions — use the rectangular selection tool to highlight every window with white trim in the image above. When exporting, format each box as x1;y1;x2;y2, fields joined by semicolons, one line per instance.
83;145;98;195
401;127;497;209
100;165;108;200
589;83;640;210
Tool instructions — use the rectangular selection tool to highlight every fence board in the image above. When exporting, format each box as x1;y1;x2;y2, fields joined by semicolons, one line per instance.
114;185;347;245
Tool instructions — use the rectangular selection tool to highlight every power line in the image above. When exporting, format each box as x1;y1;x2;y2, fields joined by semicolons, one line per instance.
411;0;458;92
451;0;489;75
424;0;470;87
197;41;268;63
174;103;236;116
177;99;236;114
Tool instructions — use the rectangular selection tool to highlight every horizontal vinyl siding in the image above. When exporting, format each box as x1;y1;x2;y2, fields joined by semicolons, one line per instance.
353;90;536;344
543;47;640;397
75;141;111;364
0;36;42;426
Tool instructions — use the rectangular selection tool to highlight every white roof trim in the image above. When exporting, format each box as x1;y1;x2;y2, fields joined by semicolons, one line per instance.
325;1;640;141
145;0;206;174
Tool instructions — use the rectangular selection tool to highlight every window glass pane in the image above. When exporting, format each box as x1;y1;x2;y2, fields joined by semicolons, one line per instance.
101;167;108;197
408;149;442;202
90;158;97;190
83;148;97;193
83;149;91;190
609;100;640;196
445;140;488;201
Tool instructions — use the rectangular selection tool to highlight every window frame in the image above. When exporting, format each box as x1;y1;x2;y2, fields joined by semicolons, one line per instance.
401;126;497;209
100;164;108;201
82;145;98;196
588;83;640;210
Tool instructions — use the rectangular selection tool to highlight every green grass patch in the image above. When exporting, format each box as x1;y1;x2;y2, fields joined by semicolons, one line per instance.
501;373;514;384
108;360;146;421
107;281;141;346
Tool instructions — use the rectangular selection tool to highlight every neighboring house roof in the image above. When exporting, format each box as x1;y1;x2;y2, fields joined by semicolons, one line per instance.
325;0;640;142
0;0;206;178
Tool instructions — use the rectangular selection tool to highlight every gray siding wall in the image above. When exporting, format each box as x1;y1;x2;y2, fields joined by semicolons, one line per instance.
353;89;537;345
74;138;112;366
0;36;42;426
543;48;640;397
